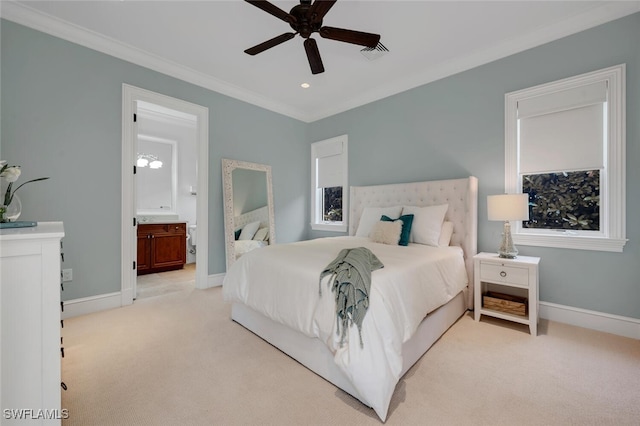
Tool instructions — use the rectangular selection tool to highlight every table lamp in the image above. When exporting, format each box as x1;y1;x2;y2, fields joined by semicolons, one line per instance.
487;193;529;258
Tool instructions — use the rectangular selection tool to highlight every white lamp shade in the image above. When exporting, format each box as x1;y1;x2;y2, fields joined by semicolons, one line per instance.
487;194;529;221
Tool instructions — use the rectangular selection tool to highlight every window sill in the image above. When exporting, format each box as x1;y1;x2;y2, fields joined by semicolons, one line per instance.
513;233;627;253
311;223;347;233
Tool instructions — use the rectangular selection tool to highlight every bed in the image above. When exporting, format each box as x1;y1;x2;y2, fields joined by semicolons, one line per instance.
223;177;478;421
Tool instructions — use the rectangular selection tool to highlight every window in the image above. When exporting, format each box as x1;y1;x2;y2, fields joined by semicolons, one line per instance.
505;64;626;252
311;135;348;232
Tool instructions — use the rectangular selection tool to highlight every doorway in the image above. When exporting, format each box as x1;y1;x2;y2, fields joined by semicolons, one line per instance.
121;84;209;305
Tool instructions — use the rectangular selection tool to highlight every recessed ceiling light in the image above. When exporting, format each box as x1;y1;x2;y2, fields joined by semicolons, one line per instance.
301;83;310;89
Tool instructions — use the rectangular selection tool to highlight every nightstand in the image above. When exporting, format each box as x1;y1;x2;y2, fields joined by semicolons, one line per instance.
473;252;540;335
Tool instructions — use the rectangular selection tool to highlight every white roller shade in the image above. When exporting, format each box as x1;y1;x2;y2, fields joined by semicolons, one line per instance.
519;103;604;174
317;155;343;188
518;80;607;119
315;141;343;188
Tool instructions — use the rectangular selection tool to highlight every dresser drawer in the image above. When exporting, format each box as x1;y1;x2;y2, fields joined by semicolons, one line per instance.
480;262;529;286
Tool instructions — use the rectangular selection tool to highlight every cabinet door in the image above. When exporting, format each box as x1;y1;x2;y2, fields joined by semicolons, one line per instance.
137;233;152;273
150;233;186;269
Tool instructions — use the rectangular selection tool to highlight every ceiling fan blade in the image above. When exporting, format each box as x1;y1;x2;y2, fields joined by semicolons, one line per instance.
245;32;296;55
304;38;325;75
245;0;296;24
319;26;380;48
307;0;337;24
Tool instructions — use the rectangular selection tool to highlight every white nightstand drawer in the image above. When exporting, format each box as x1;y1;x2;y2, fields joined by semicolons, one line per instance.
480;262;529;286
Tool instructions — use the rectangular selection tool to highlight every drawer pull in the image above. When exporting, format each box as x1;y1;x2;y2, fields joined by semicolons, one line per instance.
500;271;507;278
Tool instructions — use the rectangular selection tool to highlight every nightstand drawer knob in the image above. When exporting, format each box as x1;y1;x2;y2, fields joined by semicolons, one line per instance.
500;271;507;277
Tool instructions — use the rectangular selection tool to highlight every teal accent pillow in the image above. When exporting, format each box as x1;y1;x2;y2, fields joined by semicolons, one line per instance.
381;214;414;246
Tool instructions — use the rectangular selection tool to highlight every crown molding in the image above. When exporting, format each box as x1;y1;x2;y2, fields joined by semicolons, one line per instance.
2;1;639;124
0;1;309;122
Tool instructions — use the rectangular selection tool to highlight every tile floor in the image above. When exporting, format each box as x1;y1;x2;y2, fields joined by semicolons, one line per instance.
136;263;196;300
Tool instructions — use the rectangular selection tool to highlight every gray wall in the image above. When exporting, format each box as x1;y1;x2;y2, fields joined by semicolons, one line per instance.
1;20;307;300
2;13;638;320
308;13;640;319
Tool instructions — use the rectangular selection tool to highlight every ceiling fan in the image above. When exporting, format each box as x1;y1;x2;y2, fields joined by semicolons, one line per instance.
244;0;381;75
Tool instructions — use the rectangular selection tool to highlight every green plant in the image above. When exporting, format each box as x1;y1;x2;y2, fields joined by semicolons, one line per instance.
523;170;599;230
323;186;343;222
0;161;50;207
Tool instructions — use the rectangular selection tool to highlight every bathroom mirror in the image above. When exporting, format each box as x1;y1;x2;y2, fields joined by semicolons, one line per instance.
137;136;177;214
222;158;275;271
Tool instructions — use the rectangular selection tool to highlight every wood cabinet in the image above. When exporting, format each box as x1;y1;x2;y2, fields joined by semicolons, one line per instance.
1;222;65;424
137;222;186;275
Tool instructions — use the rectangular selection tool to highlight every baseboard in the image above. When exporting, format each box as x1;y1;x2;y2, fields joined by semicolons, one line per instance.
63;273;224;318
63;281;638;340
206;273;224;288
62;291;122;319
540;301;640;340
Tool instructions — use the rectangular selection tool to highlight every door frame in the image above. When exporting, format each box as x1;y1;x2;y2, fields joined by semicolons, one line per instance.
121;84;209;305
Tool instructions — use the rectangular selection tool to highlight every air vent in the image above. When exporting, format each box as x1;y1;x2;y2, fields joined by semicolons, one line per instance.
360;42;389;61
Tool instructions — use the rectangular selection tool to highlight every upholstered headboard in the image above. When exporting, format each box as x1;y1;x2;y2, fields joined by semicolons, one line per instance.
349;177;478;309
235;205;270;231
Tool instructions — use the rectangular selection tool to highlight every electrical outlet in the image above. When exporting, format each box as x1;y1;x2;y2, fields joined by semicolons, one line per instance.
62;269;73;282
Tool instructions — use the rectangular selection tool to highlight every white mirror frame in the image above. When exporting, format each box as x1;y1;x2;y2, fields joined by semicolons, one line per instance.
222;158;276;271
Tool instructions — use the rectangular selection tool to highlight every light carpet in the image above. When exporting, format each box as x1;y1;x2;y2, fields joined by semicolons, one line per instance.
61;286;640;425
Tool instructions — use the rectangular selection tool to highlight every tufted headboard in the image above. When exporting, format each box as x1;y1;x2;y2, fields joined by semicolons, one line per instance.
235;205;270;231
349;177;478;309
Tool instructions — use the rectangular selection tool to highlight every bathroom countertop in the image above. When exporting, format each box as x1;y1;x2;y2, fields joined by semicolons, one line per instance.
138;219;188;225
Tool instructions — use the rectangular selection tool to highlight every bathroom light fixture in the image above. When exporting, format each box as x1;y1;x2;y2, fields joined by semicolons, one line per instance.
137;153;163;169
301;83;310;89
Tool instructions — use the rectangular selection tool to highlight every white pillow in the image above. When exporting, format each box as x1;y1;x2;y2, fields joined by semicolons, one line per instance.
238;221;261;240
355;206;403;237
438;221;454;247
402;204;449;246
252;227;269;241
369;220;402;245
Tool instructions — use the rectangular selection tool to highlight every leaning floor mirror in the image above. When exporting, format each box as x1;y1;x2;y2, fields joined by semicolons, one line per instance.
222;158;276;271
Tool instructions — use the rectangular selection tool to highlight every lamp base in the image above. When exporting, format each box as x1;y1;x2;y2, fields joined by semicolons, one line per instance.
497;221;518;259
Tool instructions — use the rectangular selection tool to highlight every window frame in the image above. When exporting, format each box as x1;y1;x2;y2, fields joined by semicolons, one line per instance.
311;135;348;232
504;64;626;252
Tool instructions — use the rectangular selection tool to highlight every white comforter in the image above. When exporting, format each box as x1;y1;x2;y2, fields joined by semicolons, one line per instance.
234;239;267;259
223;236;468;421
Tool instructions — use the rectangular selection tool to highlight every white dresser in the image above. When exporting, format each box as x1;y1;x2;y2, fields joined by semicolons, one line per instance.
1;222;65;424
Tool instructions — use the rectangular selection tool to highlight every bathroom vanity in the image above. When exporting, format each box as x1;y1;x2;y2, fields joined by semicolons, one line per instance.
137;222;186;275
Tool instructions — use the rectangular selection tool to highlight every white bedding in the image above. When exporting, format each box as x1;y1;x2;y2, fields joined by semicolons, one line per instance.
223;236;468;421
234;239;267;259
